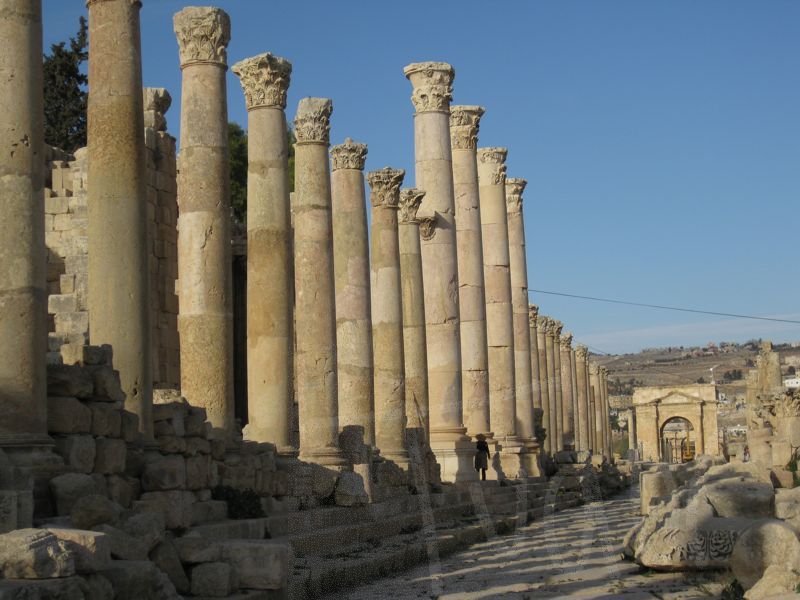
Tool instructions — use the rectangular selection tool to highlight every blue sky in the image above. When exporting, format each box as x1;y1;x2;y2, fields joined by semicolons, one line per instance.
43;1;800;354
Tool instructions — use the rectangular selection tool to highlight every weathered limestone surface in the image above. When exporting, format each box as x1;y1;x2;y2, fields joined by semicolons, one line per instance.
292;98;345;465
551;321;564;451
575;345;590;452
174;7;234;437
398;189;429;439
590;364;604;456
505;178;535;449
331;139;374;447
0;0;48;446
559;332;575;449
543;319;558;452
87;0;152;438
231;53;293;449
536;315;551;454
600;366;611;457
404;62;473;481
450;105;490;440
528;306;544;446
478;148;516;443
369;168;408;465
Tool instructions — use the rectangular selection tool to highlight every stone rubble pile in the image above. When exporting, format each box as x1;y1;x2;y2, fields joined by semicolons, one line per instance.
626;456;800;599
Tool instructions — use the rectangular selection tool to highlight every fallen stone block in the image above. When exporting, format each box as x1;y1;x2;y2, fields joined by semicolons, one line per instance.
135;490;195;530
731;519;800;590
49;473;98;516
70;494;122;530
89;366;125;403
186;455;210;490
47;528;111;574
119;511;165;553
47;365;93;399
141;455;186;491
150;539;190;595
47;397;91;434
54;434;95;474
94;438;126;475
0;577;88;599
120;411;139;443
92;524;148;561
100;560;180;600
84;573;114;600
191;500;227;525
0;529;75;579
87;403;121;438
174;536;222;564
335;471;368;507
220;540;291;590
190;561;235;598
106;474;135;508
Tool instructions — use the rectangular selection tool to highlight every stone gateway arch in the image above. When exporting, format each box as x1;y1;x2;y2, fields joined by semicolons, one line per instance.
632;384;720;462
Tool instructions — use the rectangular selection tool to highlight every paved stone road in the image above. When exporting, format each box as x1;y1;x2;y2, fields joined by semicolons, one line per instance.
342;488;728;599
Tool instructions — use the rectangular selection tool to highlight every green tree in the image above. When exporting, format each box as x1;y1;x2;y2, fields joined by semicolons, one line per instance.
228;122;248;224
43;17;88;152
228;122;296;225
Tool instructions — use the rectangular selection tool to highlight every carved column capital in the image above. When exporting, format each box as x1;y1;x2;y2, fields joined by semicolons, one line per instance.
528;304;539;327
589;363;599;376
552;320;563;338
367;168;405;208
576;345;589;360
417;214;438;241
560;332;573;349
330;138;367;171
505;177;527;214
399;188;425;223
449;105;485;150
232;53;292;110
539;316;552;334
403;62;454;113
477;147;508;185
294;98;333;144
173;7;231;69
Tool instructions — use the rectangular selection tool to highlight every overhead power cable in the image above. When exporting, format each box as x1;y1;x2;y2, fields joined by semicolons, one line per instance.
528;289;800;325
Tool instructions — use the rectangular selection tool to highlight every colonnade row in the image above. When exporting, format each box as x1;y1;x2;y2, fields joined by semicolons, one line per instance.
0;1;613;478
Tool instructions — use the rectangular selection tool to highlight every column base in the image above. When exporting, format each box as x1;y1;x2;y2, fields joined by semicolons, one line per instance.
429;425;470;444
429;439;478;482
520;446;543;478
299;447;349;467
495;443;527;480
381;449;411;470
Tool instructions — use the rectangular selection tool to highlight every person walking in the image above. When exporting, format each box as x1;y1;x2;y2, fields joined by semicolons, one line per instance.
475;434;490;481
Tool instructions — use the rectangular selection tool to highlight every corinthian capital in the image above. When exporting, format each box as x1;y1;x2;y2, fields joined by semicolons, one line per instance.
403;62;454;113
477;147;507;185
449;105;485;150
367;168;405;208
173;7;231;68
528;304;539;327
330;138;367;171
505;178;527;214
576;345;589;360
417;214;438;241
560;332;573;349
232;53;292;110
399;188;425;224
538;316;551;333
552;320;563;338
589;363;599;376
294;98;333;144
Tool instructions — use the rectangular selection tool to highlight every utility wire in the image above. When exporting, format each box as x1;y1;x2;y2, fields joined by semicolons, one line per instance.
529;289;800;325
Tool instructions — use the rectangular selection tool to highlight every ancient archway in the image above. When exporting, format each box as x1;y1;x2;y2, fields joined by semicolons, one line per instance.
632;384;720;462
660;416;696;463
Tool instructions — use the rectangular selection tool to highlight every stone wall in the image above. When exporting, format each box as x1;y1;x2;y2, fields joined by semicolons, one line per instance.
44;89;180;390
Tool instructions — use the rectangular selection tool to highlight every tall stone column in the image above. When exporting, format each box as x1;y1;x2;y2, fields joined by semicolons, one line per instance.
529;306;544;447
0;0;48;448
570;348;580;450
559;332;575;449
575;345;591;452
505;178;535;447
543;317;558;453
232;52;293;450
601;366;612;460
552;321;564;451
368;168;408;466
399;189;429;440
330;138;374;447
404;62;474;481
87;0;151;439
627;409;637;457
589;385;597;452
536;315;552;454
590;363;604;457
450;105;490;441
174;8;234;437
292;98;345;466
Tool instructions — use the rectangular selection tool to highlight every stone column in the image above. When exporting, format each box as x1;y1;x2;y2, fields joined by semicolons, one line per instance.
87;0;151;439
399;189;429;440
330;138;374;448
368;168;408;466
575;345;591;452
589;388;597;453
292;98;345;466
627;409;637;457
559;332;575;449
543;317;558;453
232;52;293;450
552;321;564;451
529;306;544;446
536;315;552;454
174;7;234;437
590;363;604;456
404;62;474;482
506;179;536;449
0;0;48;447
601;366;612;459
450;106;490;441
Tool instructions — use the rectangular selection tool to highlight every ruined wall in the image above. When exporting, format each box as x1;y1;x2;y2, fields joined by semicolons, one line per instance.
44;89;180;389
